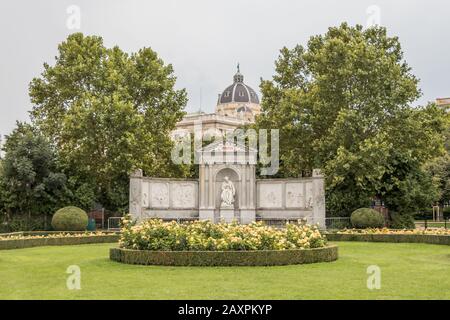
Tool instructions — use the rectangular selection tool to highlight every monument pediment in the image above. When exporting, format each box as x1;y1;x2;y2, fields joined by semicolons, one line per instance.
199;139;256;154
196;140;257;165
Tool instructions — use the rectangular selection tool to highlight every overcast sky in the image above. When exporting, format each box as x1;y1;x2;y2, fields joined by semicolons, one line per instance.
1;0;449;137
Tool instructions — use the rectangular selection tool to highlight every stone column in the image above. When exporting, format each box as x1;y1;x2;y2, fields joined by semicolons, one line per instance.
199;164;214;222
199;164;205;208
312;169;325;228
129;169;143;221
240;164;256;224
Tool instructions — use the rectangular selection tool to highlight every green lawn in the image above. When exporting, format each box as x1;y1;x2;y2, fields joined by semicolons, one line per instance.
0;242;449;299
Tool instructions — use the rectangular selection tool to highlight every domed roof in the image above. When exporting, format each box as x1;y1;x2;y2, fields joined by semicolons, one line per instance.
218;65;259;105
236;105;252;113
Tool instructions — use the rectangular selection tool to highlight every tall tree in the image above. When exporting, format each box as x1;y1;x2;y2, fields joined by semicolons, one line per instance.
425;106;450;208
29;33;188;211
0;122;70;218
255;23;446;216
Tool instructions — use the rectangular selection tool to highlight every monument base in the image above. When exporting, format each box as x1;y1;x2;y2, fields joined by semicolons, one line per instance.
199;209;215;222
240;209;256;224
220;208;235;223
313;216;325;229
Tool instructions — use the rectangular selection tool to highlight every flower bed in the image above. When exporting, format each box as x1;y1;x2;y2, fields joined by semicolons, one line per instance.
111;217;337;266
119;217;327;251
0;232;120;250
336;228;450;235
325;228;450;245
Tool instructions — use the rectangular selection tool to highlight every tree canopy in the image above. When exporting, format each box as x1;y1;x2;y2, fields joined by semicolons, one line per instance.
255;23;447;216
29;33;188;211
0;122;69;217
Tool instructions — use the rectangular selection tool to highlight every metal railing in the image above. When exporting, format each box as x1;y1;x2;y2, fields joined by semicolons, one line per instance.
107;217;122;231
161;217;200;224
325;217;352;230
107;217;201;231
415;218;448;230
255;217;351;230
108;216;355;230
255;218;307;228
106;215;450;232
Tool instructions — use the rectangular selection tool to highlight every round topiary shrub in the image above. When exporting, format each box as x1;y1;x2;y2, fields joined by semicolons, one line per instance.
51;206;88;231
350;208;385;229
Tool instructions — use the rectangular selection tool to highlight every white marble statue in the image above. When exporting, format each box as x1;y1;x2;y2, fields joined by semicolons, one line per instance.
220;176;235;208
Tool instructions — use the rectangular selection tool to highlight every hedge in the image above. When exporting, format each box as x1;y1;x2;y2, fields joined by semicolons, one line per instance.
325;233;450;245
1;231;118;237
109;245;338;266
0;234;120;250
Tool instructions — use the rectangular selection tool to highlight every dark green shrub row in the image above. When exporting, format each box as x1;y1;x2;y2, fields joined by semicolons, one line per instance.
388;211;415;229
109;245;338;266
0;234;120;250
0;207;93;233
0;214;53;233
325;233;450;245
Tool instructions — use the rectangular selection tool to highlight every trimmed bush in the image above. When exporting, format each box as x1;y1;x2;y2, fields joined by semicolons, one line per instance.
109;245;338;266
0;234;120;250
389;211;415;229
350;208;385;229
51;206;88;231
325;233;450;245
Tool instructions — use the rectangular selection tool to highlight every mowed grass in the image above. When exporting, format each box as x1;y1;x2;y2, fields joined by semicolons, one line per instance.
0;242;449;300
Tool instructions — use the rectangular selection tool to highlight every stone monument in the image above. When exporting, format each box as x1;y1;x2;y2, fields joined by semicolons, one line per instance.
129;139;326;227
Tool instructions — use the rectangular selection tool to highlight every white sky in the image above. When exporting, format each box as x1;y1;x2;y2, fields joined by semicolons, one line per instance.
1;0;449;137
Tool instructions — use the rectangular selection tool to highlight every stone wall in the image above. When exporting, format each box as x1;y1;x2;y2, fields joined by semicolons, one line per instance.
129;168;325;227
129;170;198;220
255;170;325;225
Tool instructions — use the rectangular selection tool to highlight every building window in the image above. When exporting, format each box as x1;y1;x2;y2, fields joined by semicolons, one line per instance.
225;91;230;97
239;91;244;97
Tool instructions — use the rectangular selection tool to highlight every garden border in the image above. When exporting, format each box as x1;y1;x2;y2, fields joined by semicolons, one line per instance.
0;234;120;250
325;233;450;245
109;245;338;266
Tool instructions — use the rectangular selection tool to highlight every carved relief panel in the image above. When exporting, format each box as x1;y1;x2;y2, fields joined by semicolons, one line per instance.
285;182;304;208
258;183;282;208
150;182;169;208
172;183;196;208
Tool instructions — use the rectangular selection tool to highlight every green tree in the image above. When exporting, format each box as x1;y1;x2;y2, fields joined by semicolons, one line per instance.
29;33;188;211
0;122;70;218
425;108;450;207
255;23;446;216
427;154;450;207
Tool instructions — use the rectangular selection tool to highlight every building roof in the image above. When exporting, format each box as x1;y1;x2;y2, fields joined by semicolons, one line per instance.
217;65;259;105
436;97;450;106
